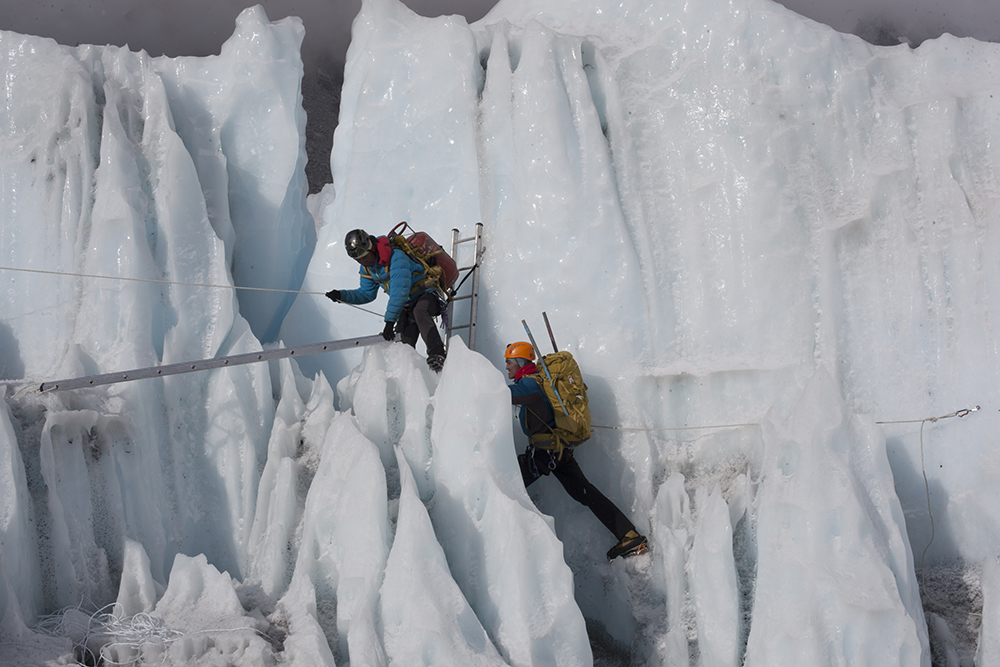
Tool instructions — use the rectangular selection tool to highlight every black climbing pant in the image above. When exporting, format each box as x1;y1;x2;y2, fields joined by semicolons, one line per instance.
518;446;636;540
397;292;445;357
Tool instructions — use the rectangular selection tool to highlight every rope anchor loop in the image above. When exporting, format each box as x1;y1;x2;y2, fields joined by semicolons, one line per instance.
932;405;980;422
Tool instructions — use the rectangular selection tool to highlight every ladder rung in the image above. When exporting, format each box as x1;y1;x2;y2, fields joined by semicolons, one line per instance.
450;324;471;331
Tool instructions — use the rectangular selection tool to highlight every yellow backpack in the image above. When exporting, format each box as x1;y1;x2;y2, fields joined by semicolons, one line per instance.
528;350;592;456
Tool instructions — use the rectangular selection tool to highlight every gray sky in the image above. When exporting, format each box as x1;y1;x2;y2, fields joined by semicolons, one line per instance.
0;1;494;74
1;0;998;76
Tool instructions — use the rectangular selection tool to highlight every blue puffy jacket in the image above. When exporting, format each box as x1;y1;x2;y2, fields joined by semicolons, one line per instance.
338;245;433;323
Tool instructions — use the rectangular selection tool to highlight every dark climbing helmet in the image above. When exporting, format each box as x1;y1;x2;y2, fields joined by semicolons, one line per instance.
345;229;373;259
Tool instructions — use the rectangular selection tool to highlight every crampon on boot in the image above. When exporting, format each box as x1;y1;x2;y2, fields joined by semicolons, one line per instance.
607;530;649;561
427;354;446;373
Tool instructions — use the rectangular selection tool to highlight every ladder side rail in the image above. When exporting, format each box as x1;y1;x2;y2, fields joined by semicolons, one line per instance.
38;335;386;393
468;223;484;351
447;224;483;351
447;228;461;345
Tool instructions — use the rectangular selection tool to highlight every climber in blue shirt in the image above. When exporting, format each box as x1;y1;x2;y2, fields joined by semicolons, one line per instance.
505;341;648;560
326;228;446;372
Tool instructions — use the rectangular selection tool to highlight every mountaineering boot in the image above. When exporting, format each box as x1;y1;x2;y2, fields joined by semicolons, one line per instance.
607;530;649;561
427;354;446;373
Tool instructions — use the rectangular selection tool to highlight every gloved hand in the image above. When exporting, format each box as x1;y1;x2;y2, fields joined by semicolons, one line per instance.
381;321;395;341
325;289;341;302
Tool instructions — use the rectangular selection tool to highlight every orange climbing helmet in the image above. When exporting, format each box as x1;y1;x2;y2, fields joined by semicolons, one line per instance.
504;341;535;362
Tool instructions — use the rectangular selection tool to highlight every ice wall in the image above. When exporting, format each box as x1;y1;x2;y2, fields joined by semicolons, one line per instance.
0;1;304;641
283;0;1000;563
283;0;1000;659
1;0;1000;664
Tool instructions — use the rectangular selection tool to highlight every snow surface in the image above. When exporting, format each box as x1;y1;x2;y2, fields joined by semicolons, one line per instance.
1;0;1000;664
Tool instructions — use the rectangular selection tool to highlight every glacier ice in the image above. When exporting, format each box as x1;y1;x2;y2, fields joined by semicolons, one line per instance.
1;0;1000;664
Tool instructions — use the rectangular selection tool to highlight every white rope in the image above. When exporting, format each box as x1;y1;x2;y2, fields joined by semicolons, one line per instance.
913;406;983;618
34;601;267;666
0;264;317;294
591;407;979;434
593;421;759;432
0;264;383;317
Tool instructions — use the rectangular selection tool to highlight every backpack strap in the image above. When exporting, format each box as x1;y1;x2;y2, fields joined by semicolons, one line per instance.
388;234;448;300
525;404;567;459
360;266;389;294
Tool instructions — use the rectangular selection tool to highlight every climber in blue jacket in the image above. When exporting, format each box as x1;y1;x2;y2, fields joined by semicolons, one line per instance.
504;341;648;561
326;228;446;372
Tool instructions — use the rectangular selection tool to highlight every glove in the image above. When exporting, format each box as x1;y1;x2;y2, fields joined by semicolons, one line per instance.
381;321;395;341
325;289;341;302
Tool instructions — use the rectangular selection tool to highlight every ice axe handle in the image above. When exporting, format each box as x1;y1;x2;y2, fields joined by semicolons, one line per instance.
542;311;558;352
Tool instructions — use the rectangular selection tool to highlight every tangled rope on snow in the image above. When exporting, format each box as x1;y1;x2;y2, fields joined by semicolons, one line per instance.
34;601;266;666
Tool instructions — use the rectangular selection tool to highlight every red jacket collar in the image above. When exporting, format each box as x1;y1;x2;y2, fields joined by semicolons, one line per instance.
514;362;538;381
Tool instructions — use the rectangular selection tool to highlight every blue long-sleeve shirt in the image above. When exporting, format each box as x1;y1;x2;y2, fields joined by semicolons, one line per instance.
338;246;431;323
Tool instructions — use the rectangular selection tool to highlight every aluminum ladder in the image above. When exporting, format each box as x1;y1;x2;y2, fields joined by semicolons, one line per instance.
446;223;484;351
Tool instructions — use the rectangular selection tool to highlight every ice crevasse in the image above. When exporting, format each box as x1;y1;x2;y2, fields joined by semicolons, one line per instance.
3;0;1000;664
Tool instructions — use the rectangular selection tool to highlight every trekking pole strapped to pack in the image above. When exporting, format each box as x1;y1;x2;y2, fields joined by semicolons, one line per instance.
521;317;592;456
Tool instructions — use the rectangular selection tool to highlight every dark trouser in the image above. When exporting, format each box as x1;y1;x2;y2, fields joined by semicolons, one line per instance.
397;292;445;357
518;446;636;540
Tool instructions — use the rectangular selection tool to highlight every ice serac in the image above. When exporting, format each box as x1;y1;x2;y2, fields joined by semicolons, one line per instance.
429;339;591;667
134;553;272;665
978;557;1000;666
280;412;390;666
691;484;740;667
381;446;508;666
0;1;302;631
0;398;41;629
115;539;159;618
153;5;316;343
745;368;930;667
475;17;647;375
247;356;336;599
647;472;692;666
337;343;438;501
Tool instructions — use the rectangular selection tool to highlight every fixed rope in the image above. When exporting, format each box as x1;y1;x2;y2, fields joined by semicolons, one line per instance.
913;406;983;618
0;265;383;317
593;421;759;432
592;409;978;433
